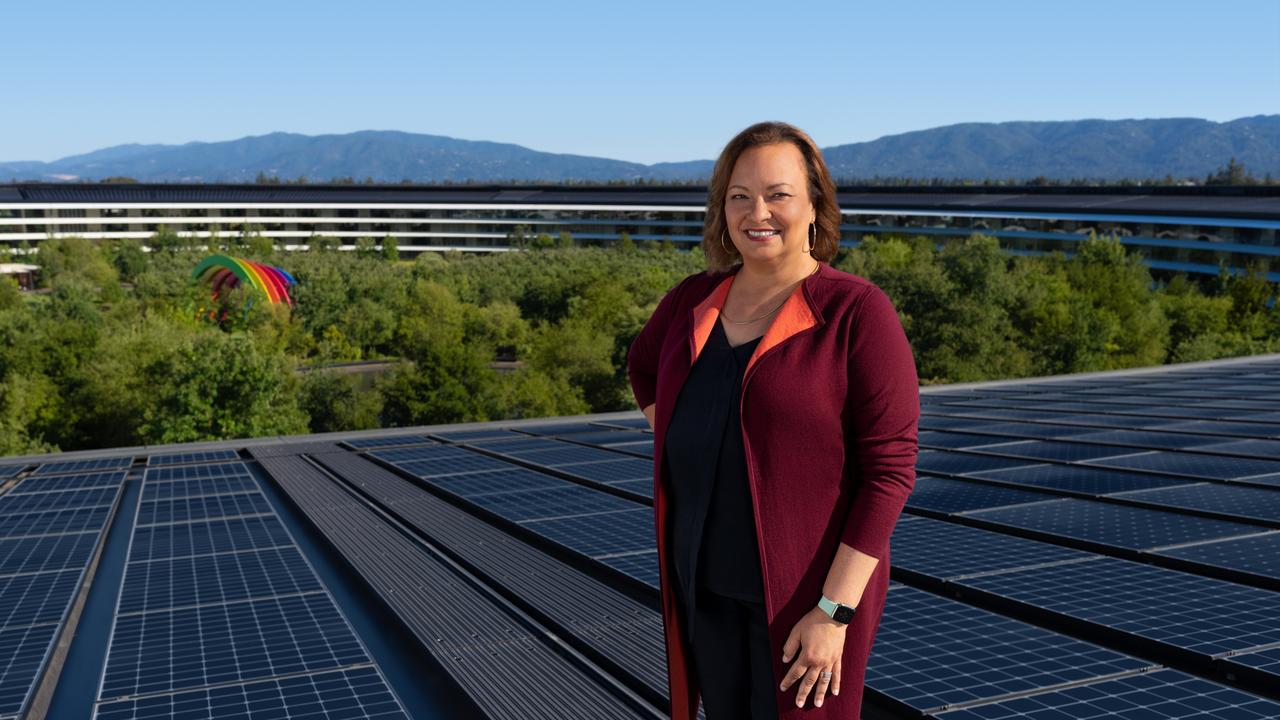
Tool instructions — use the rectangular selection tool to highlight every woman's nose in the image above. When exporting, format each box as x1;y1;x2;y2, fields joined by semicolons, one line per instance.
751;196;771;221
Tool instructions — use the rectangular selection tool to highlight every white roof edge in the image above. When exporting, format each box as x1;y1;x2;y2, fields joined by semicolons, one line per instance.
921;351;1280;393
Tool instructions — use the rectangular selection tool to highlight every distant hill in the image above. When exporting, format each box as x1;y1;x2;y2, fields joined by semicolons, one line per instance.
2;116;1276;183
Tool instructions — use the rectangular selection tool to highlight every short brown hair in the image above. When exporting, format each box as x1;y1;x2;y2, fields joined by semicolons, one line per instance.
702;121;842;272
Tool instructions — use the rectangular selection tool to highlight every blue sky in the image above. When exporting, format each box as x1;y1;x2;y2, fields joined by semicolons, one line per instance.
4;0;1277;165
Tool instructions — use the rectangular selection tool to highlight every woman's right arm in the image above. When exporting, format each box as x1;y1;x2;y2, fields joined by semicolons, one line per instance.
627;278;691;427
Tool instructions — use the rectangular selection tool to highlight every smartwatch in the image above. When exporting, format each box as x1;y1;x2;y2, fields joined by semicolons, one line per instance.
818;595;857;624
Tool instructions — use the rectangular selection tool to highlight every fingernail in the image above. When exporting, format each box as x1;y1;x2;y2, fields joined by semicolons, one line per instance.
833;689;840;695
816;700;823;707
796;700;804;708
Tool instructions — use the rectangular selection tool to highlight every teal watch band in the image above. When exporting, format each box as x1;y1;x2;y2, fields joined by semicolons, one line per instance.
818;595;857;624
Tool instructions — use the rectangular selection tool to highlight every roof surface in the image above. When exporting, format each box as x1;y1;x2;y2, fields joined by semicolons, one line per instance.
2;353;1280;718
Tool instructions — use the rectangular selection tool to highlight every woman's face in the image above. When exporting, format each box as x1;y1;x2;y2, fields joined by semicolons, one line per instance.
724;142;817;267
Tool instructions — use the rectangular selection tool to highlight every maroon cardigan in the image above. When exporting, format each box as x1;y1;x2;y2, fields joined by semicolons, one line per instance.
627;262;919;720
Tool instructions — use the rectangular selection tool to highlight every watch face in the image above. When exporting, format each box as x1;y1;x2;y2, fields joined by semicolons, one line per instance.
833;606;855;624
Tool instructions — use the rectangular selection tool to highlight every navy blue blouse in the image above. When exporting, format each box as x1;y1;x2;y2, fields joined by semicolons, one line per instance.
663;319;766;643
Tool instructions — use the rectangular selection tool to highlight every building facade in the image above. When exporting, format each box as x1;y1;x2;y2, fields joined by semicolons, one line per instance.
1;184;1277;280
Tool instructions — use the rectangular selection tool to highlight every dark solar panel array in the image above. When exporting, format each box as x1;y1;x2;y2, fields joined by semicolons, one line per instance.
4;355;1280;718
93;460;406;719
254;452;653;719
866;586;1156;715
0;470;125;718
145;450;240;467
32;457;132;476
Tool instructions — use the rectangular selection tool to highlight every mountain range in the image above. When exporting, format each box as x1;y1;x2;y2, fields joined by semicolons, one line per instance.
3;116;1276;183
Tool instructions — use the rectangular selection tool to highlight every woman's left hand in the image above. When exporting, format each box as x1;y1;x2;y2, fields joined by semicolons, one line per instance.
779;606;848;708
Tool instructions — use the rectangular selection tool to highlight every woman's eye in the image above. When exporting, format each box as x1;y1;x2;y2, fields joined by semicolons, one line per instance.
772;193;791;199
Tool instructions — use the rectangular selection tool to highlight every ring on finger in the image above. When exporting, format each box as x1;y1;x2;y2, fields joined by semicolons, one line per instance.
819;671;833;680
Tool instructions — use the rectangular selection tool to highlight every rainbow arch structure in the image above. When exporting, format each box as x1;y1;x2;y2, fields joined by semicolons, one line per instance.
193;254;297;306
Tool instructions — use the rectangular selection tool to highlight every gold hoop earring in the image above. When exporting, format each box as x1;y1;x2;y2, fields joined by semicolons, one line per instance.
721;231;737;255
805;222;816;254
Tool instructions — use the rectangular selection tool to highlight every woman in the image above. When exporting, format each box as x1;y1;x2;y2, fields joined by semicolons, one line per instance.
627;122;919;719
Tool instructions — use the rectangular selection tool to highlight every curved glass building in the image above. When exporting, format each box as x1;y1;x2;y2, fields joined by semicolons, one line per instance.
1;183;1277;280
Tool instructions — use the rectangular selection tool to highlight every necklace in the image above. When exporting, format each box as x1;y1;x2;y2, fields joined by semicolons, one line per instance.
721;262;820;325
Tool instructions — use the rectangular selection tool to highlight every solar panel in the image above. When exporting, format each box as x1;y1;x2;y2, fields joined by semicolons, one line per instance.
918;416;1001;431
430;427;523;442
1154;532;1280;583
563;430;653;446
342;434;432;449
0;486;118;515
1194;438;1280;458
118;547;324;614
598;551;659;588
1219;645;1280;688
1038;413;1161;429
128;516;294;563
394;453;520;478
428;468;567;498
889;515;1097;580
503;446;623;465
99;594;371;697
954;557;1280;656
0;532;99;576
10;471;125;495
513;421;605;436
918;432;1024;449
457;437;562;453
1067;429;1228;449
32;457;132;475
605;479;652;498
554;458;652;483
134;492;272;526
520;508;654;557
906;476;1055;515
466;485;640;522
915;451;1038;476
1111;482;1280;523
960;422;1095;440
968;440;1150;463
0;506;111;539
1086;451;1280;480
1244;473;1280;488
94;666;408;720
606;440;653;457
369;445;474;463
867;586;1154;714
966;463;1194;495
140;474;259;502
0;569;82;627
0;465;26;480
1156;419;1278;437
965;497;1261;550
932;669;1280;719
146;450;240;467
145;462;251;482
592;417;652;430
0;624;60;716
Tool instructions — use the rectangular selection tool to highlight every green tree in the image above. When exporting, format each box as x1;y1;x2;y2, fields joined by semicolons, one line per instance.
300;371;382;433
138;332;308;443
381;235;399;261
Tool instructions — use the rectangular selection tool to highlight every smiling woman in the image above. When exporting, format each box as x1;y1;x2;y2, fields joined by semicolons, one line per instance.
628;121;920;720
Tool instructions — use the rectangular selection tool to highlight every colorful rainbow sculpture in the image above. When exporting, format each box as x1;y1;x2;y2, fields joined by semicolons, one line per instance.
192;254;297;306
